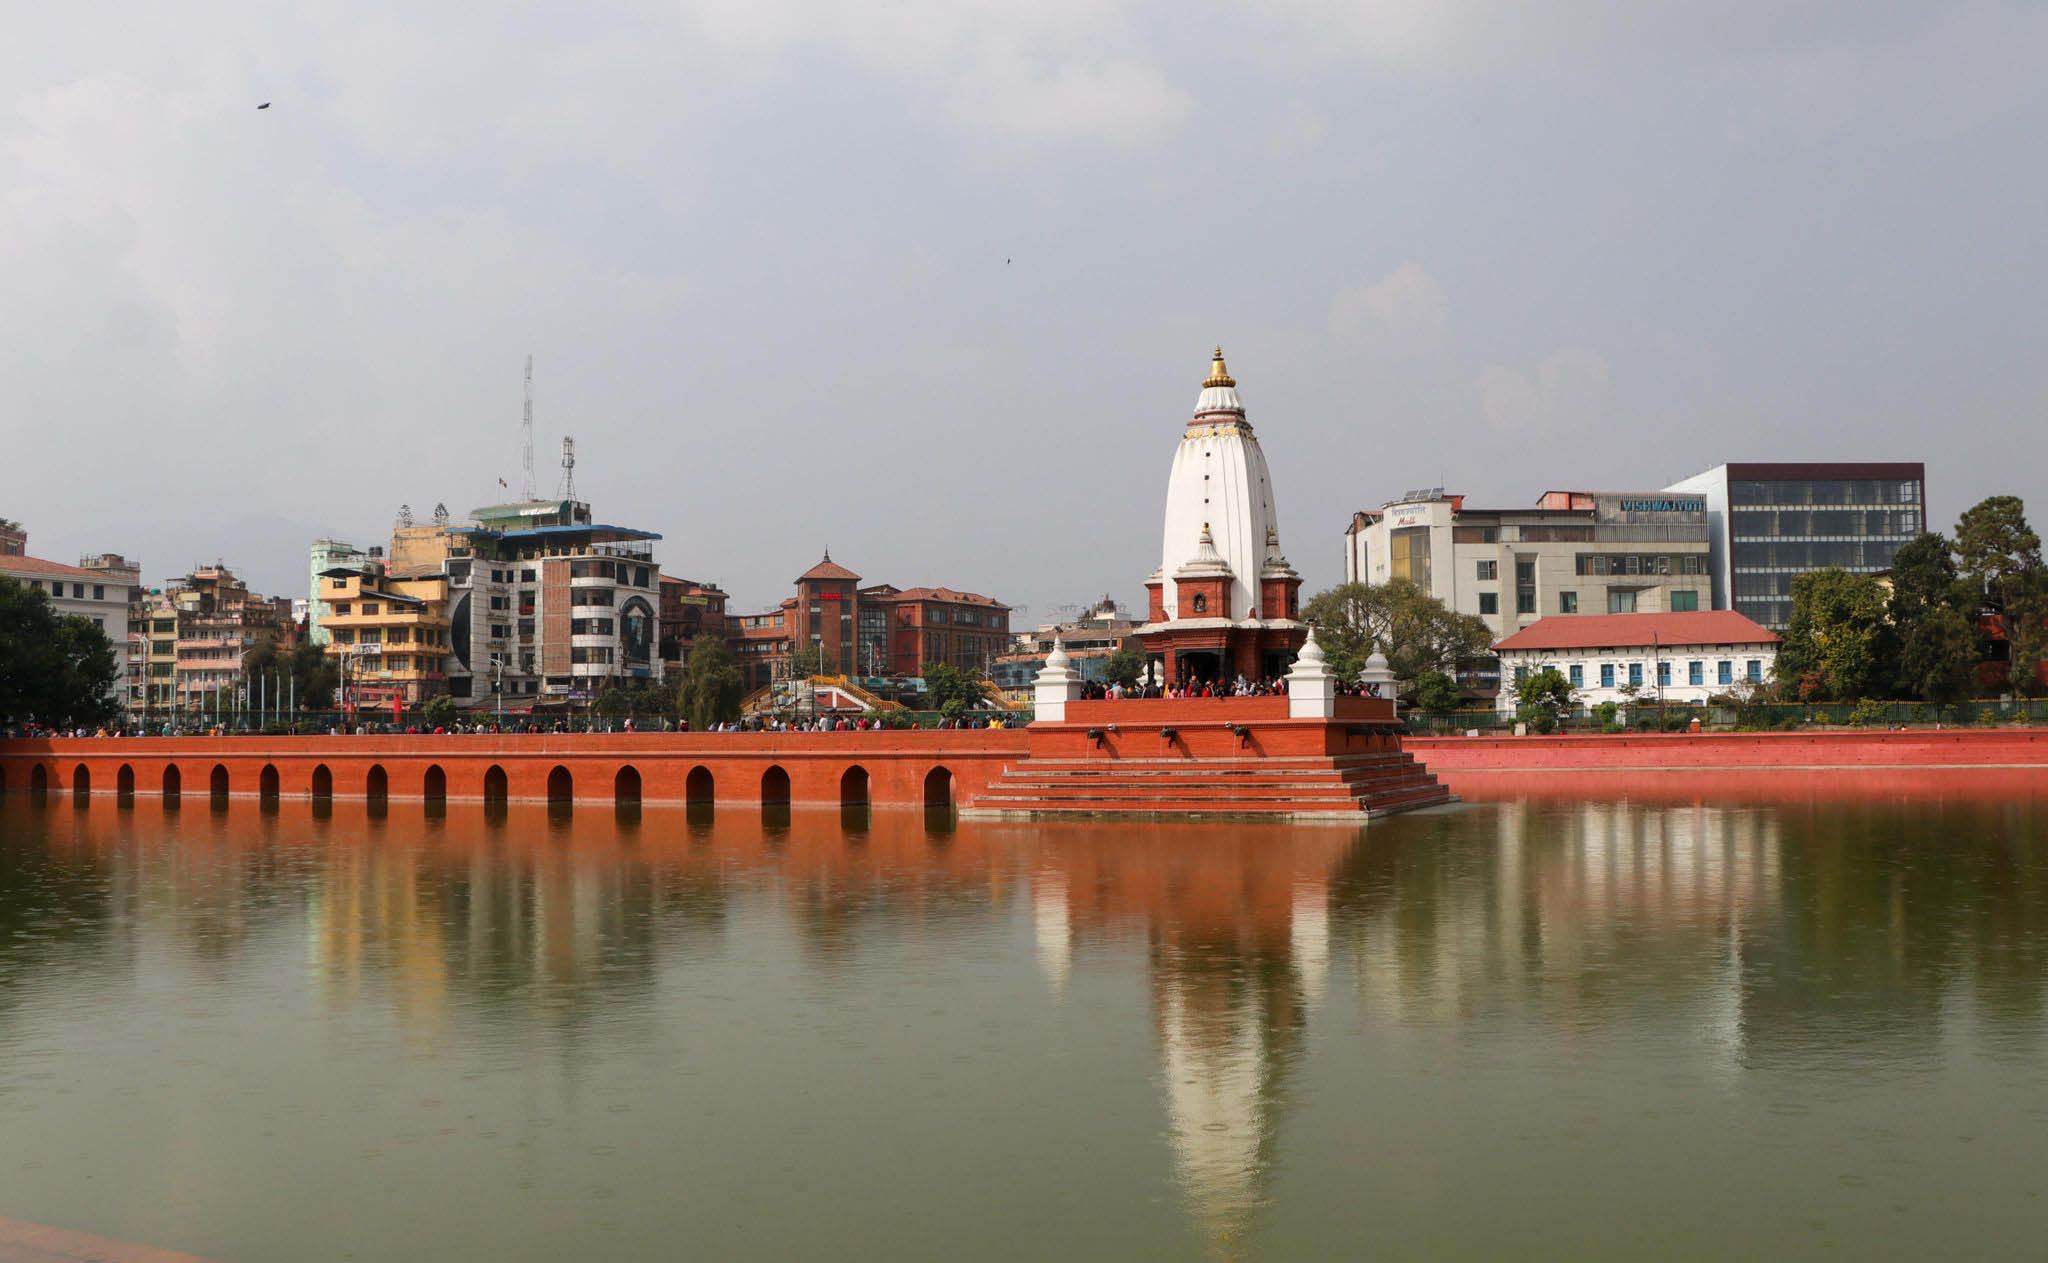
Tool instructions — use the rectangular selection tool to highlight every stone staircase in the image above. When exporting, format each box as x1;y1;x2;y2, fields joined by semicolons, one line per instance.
964;751;1455;820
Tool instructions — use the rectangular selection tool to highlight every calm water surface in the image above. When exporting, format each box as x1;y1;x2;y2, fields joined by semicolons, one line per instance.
4;775;2048;1260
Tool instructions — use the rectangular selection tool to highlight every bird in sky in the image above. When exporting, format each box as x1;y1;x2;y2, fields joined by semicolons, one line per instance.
257;102;271;110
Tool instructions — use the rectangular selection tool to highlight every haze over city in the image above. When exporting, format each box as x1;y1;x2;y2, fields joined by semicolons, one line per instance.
6;1;2044;615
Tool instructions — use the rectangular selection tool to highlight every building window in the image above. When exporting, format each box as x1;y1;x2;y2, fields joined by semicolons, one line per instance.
1191;593;1207;613
1718;661;1733;685
1747;659;1763;682
1390;527;1432;587
1478;592;1498;615
1516;591;1536;615
93;585;104;600
1568;664;1583;687
1657;661;1671;686
1670;589;1699;611
1607;589;1638;613
1476;560;1497;581
1689;660;1704;686
1559;591;1577;614
1513;665;1527;684
1628;662;1643;687
1600;664;1615;688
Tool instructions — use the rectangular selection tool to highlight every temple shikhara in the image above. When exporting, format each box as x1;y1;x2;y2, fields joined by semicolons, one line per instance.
1139;349;1306;687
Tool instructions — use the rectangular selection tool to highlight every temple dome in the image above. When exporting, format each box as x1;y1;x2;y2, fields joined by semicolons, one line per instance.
1156;348;1280;621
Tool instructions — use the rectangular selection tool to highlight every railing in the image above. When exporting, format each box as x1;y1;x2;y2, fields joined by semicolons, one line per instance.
1404;700;2048;735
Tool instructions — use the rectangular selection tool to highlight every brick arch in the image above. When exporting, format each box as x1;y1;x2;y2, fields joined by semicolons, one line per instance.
259;764;280;803
423;765;447;805
614;765;641;807
547;765;573;806
209;764;230;805
483;765;509;804
29;763;49;798
685;765;714;805
839;765;869;807
161;764;181;802
366;765;389;802
72;763;91;802
311;765;334;800
761;765;791;806
923;765;953;809
116;764;135;801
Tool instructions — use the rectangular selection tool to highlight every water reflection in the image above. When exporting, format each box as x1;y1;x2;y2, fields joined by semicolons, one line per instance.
4;785;2048;1258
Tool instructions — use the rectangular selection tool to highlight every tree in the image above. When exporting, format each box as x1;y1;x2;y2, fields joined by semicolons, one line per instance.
1777;569;1896;701
1097;645;1147;689
785;645;826;679
678;635;744;730
0;577;118;728
1409;669;1460;713
1300;581;1495;685
921;661;984;717
422;694;459;727
592;686;632;719
1887;532;1979;703
244;637;337;711
1956;496;2048;696
1514;666;1576;733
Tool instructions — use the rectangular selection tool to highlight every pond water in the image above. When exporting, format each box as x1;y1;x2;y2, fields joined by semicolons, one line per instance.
3;776;2048;1260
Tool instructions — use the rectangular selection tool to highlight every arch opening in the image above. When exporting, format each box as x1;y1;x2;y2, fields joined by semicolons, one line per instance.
209;764;229;806
614;765;642;807
259;764;280;805
483;765;509;805
161;764;181;804
423;765;447;805
761;765;791;806
116;764;135;803
72;764;91;803
30;764;49;800
547;765;573;807
366;765;389;802
840;765;870;807
311;764;334;800
685;765;714;806
923;766;954;810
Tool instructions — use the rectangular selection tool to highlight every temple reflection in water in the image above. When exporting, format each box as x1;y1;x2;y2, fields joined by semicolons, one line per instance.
6;783;2048;1255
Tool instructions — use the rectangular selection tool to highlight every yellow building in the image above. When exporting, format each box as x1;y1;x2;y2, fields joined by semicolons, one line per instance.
316;569;453;707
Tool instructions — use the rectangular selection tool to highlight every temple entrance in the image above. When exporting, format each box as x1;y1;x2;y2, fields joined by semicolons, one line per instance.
1177;651;1223;687
1262;650;1292;681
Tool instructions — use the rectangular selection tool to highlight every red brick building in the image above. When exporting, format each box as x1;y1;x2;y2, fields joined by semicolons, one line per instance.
729;553;1010;690
658;575;728;668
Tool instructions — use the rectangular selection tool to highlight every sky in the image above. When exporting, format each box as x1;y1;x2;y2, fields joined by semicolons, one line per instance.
4;1;2045;623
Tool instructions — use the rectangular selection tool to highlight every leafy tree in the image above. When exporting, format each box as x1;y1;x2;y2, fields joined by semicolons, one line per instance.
1777;569;1896;701
592;686;632;719
1514;667;1576;733
244;637;337;711
921;661;984;718
1409;669;1460;713
0;577;118;728
1955;497;2048;695
1097;645;1147;689
1301;581;1495;685
784;645;826;679
678;635;744;730
422;694;459;727
1887;532;1979;703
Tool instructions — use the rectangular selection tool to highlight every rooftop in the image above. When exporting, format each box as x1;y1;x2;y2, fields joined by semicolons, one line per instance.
797;551;862;583
1494;610;1780;653
0;553;105;581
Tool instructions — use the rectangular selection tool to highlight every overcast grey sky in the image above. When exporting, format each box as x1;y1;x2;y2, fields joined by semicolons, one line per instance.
5;2;2044;619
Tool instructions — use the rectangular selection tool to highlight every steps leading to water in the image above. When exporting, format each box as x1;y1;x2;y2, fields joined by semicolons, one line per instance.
963;751;1455;820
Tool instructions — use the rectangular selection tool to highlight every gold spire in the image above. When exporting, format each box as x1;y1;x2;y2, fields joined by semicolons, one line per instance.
1203;346;1235;389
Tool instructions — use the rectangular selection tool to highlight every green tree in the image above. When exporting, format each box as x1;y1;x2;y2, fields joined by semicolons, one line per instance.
1887;532;1979;702
678;635;744;730
1409;669;1460;713
1097;645;1147;689
0;577;119;728
785;645;826;679
1514;666;1576;733
244;637;338;711
1777;569;1896;701
1956;496;2048;696
422;694;459;727
921;661;983;717
1300;581;1495;685
592;686;632;719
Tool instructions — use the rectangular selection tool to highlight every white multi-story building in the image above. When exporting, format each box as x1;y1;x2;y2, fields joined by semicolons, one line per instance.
1;544;137;710
1492;611;1779;714
1345;489;1714;641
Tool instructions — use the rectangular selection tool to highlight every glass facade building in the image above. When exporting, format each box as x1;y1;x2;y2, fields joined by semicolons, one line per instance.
1665;463;1926;631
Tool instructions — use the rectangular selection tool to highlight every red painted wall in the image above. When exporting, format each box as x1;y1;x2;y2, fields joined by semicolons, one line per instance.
1408;728;2048;770
1031;697;1403;760
0;731;1025;808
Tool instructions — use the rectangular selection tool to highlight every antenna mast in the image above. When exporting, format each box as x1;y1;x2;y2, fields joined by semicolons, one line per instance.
520;355;537;499
558;436;577;501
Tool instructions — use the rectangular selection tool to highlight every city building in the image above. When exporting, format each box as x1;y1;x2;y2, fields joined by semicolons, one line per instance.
992;596;1144;691
1492;610;1780;714
315;566;453;708
0;530;137;709
1664;462;1927;631
1137;348;1305;685
728;553;1012;691
162;564;293;711
1345;489;1714;642
308;538;368;645
658;575;729;668
79;553;145;711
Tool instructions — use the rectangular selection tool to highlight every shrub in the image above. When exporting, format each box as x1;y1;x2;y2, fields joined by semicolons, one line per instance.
1849;699;1892;728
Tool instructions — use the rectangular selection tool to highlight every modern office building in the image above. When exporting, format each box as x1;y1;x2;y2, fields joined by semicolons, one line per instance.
1663;463;1926;631
1345;489;1713;642
1492;610;1780;714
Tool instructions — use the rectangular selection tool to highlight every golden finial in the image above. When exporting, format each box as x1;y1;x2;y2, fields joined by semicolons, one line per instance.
1203;346;1235;389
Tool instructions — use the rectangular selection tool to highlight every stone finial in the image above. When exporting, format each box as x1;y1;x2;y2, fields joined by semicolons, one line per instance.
1357;646;1399;713
1286;625;1335;719
1034;634;1083;723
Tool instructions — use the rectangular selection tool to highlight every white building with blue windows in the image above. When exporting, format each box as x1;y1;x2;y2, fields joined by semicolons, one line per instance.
1492;610;1779;714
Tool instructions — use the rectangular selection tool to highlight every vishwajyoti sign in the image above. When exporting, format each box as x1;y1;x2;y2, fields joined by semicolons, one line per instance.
1615;497;1704;514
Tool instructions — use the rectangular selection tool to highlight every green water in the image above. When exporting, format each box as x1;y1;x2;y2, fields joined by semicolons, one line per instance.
2;785;2047;1259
